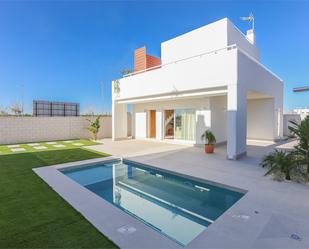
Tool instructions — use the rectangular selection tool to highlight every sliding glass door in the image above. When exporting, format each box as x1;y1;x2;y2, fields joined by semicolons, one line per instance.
174;109;196;141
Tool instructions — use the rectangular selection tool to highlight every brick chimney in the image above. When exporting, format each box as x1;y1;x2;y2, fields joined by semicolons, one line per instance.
134;47;161;73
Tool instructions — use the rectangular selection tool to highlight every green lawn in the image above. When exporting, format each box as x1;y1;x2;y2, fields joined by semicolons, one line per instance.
0;148;118;249
0;139;100;155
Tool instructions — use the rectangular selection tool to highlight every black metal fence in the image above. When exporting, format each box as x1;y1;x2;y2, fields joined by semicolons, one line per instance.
33;100;80;117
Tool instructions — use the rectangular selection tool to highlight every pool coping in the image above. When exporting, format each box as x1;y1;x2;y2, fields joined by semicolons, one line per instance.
33;156;247;249
123;158;247;195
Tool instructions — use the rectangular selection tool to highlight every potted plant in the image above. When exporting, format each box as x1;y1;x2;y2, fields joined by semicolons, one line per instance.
201;130;216;153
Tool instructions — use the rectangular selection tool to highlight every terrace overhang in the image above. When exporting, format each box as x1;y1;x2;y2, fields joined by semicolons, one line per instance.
116;87;227;104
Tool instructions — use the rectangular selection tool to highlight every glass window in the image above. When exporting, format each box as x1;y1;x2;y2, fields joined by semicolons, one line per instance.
174;109;196;141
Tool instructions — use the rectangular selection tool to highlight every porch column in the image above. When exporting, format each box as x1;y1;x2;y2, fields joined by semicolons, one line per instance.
112;101;128;141
227;84;247;159
274;91;284;139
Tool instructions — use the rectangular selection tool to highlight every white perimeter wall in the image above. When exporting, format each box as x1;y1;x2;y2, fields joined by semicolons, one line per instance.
0;116;112;145
247;98;275;140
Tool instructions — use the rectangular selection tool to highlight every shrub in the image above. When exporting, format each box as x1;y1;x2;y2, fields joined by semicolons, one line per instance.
261;150;296;181
289;116;309;173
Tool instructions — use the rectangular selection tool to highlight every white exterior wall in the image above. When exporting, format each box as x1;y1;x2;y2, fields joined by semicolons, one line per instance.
161;18;259;64
195;96;227;145
226;20;259;61
133;96;227;144
237;50;283;140
134;98;211;112
247;98;275;140
0;116;112;145
210;96;227;143
161;19;228;64
134;112;147;139
227;83;247;159
112;100;127;140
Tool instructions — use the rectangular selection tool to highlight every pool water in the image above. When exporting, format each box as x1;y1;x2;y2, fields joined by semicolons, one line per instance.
62;160;244;246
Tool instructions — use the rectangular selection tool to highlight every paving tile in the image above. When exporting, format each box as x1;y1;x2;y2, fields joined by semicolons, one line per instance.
11;148;26;152
53;144;65;148
7;145;20;148
33;146;47;150
72;143;83;146
27;143;40;146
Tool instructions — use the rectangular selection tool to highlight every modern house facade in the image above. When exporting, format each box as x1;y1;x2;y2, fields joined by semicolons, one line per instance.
112;18;283;159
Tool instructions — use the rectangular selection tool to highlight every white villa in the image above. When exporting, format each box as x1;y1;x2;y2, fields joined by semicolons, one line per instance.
112;18;283;160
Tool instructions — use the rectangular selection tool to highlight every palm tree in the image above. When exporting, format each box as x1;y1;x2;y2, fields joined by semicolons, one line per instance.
289;116;309;173
261;150;296;180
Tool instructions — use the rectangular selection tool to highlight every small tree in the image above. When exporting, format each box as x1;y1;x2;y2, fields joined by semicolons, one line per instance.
87;116;101;140
10;103;23;115
261;150;296;180
0;106;8;116
289;116;309;173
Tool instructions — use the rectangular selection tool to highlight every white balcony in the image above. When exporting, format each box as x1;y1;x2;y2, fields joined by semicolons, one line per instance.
113;45;237;102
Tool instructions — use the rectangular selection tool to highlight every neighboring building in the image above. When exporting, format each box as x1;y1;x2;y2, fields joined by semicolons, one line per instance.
291;108;309;120
112;18;283;160
33;100;80;117
283;113;301;136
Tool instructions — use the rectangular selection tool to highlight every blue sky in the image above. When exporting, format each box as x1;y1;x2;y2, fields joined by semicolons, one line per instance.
0;1;308;114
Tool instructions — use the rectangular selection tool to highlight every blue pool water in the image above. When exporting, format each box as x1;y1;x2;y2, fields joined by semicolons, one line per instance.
62;160;244;246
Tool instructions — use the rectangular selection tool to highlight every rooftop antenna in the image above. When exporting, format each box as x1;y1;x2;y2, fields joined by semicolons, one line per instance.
240;12;255;31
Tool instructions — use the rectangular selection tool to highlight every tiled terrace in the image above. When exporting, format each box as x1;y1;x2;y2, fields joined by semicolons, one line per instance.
83;138;309;249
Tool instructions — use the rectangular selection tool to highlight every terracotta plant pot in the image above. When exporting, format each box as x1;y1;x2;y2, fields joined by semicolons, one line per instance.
205;144;215;153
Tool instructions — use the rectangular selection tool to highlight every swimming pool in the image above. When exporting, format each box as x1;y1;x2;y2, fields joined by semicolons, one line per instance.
62;159;245;246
